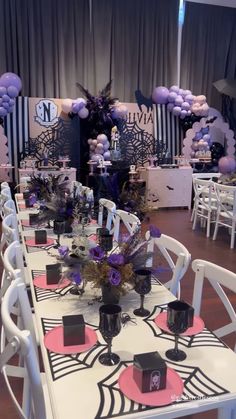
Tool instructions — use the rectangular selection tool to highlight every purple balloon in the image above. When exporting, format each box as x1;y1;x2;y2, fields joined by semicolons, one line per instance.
218;157;236;174
72;102;81;113
195;132;202;140
0;86;7;96
168;91;177;103
185;94;194;104
180;109;187;119
2;94;10;102
9;98;15;106
0;72;22;91
0;107;7;117
167;103;174;112
169;85;179;94
172;106;181;116
175;95;184;106
8;106;14;113
152;86;169;104
2;102;9;110
7;85;19;98
182;101;190;111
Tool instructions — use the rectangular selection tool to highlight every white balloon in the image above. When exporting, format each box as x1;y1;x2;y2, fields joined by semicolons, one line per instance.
76;97;87;106
96;143;104;150
78;107;89;119
87;138;93;145
95;146;104;154
97;134;108;144
61;98;73;114
90;145;95;151
203;134;210;142
92;139;97;146
196;95;206;105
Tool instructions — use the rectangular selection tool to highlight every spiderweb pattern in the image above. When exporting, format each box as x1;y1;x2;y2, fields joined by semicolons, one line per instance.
118;121;155;166
26;118;76;165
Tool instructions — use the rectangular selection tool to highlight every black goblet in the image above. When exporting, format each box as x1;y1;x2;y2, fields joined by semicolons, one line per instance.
133;269;152;317
53;220;66;247
165;300;190;362
99;304;122;366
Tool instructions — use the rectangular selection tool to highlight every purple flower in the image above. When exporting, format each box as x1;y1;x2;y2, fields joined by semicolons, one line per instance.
89;246;105;261
108;268;121;286
58;245;69;258
69;271;82;285
107;253;124;266
149;225;161;238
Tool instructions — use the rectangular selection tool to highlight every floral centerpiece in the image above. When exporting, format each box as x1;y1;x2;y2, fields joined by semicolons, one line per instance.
82;226;156;303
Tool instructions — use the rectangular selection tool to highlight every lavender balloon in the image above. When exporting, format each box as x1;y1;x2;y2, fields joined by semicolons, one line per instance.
0;72;22;91
152;86;169;104
172;106;181;116
218;157;236;174
168;91;177;103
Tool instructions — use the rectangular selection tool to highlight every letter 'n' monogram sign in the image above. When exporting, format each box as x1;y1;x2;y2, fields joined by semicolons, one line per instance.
35;99;58;127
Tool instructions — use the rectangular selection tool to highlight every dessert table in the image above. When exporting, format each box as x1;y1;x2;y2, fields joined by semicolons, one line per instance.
15;194;236;419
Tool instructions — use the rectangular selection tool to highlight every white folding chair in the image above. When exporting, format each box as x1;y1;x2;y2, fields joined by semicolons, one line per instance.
98;198;116;232
0;275;52;419
192;178;218;238
113;209;141;242
192;259;236;351
212;183;236;249
3;199;17;217
145;231;191;298
191;173;221;221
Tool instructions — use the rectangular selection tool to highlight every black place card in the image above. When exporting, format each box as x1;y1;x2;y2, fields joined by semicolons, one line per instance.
133;351;167;393
46;263;61;285
35;230;47;244
29;213;39;226
62;314;85;346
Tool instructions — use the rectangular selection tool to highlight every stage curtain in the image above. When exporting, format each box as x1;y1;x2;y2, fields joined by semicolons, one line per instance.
0;0;92;98
180;2;236;109
91;0;179;101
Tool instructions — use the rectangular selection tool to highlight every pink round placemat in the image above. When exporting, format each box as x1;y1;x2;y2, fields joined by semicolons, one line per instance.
89;234;97;242
44;326;97;354
154;312;205;336
119;366;183;406
19;203;26;210
34;274;70;290
25;237;54;247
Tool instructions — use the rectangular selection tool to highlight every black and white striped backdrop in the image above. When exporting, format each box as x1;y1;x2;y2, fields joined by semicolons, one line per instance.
3;99;184;183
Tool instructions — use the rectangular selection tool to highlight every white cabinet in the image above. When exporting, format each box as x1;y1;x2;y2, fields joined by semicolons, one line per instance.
139;166;193;209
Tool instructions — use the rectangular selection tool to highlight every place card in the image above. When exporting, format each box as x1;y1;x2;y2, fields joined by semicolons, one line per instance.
133;351;167;393
62;314;85;346
35;230;47;244
29;213;39;226
46;263;61;285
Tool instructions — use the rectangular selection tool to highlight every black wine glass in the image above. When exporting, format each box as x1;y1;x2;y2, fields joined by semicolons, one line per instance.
53;220;66;247
133;269;152;317
99;304;122;366
165;300;190;361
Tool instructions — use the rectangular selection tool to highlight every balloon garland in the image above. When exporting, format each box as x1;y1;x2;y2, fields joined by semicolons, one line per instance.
0;72;22;119
152;85;209;119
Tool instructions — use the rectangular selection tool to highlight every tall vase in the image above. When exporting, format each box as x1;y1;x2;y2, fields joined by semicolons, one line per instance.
101;284;120;305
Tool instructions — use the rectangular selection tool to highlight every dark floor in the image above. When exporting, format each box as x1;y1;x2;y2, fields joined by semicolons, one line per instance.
0;208;235;418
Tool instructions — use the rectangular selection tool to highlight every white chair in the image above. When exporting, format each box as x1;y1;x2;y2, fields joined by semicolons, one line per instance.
1;181;10;191
0;187;12;218
3;199;17;217
0;214;19;259
145;231;191;298
212;183;236;249
1;240;29;300
98;198;116;231
113;209;141;242
192;259;236;351
0;275;52;419
191;174;221;223
192;178;218;237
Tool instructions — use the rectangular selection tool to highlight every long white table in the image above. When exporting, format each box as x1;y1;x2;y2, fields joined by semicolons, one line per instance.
15;194;236;419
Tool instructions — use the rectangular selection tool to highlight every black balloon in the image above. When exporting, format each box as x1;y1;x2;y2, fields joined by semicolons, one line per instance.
210;142;225;163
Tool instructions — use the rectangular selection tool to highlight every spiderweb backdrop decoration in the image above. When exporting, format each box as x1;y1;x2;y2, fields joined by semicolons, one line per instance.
25;118;78;166
118;120;156;166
